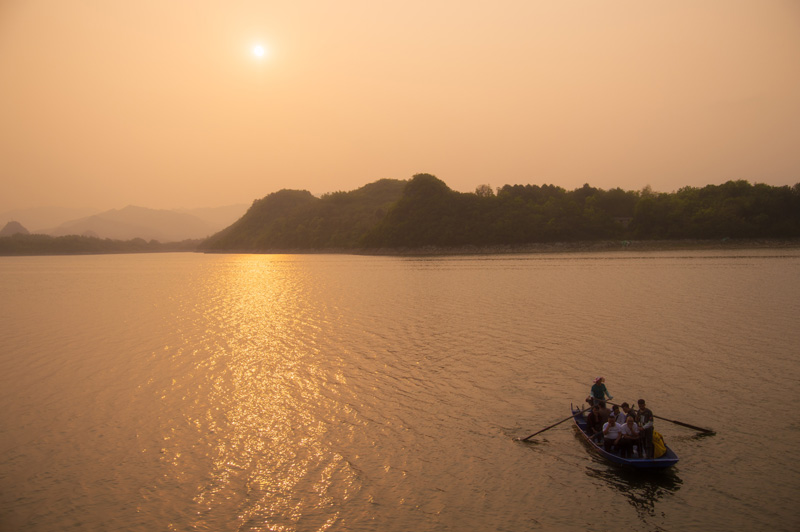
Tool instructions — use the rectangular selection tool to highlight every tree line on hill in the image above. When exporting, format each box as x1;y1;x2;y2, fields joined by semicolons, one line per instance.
200;174;800;251
4;174;799;255
0;233;200;255
200;179;407;251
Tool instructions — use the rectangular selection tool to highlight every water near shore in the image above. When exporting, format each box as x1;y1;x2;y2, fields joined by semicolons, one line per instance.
357;237;800;256
1;250;799;531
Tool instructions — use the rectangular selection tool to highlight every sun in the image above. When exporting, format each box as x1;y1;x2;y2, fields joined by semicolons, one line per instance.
252;44;267;58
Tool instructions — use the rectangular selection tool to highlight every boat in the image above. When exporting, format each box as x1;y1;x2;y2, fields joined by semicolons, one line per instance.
571;403;679;469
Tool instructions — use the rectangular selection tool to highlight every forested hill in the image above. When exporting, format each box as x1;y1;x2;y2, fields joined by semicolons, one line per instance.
200;174;800;252
199;179;408;251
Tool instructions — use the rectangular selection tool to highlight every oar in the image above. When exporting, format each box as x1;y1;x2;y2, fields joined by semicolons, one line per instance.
605;400;715;435
651;413;715;434
517;405;591;442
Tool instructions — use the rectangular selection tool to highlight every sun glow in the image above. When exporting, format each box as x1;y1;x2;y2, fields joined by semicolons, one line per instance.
252;44;267;58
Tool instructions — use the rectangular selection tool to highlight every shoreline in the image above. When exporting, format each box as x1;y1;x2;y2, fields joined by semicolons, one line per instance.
357;238;800;256
5;238;798;257
201;238;800;257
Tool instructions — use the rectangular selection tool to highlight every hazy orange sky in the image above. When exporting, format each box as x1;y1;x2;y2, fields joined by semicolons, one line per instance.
2;0;799;212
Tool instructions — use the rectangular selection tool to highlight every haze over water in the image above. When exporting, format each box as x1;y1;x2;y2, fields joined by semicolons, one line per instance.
2;1;799;212
1;250;799;531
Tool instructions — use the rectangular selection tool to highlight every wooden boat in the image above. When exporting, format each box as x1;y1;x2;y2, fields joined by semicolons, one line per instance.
571;404;679;469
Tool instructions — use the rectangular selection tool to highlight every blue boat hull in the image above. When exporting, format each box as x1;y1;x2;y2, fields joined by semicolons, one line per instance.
571;404;679;469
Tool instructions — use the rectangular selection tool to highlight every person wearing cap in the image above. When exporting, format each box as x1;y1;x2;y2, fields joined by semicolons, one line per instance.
590;377;613;406
636;399;654;458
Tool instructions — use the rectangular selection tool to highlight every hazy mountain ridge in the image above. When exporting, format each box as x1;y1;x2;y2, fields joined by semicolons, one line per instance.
1;204;248;242
177;205;250;231
49;206;214;241
0;206;101;232
0;221;30;237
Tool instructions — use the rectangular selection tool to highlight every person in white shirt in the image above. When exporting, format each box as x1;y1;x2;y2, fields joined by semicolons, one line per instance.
617;415;641;458
602;415;623;453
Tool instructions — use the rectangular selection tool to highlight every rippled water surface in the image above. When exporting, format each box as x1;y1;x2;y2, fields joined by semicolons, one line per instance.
1;250;799;531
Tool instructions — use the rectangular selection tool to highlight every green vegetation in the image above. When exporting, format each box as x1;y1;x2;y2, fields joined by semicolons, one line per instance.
200;179;407;251
5;175;799;255
0;234;200;255
203;174;800;251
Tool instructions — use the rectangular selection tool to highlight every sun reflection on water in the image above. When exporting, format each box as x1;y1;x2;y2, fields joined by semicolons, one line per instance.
160;255;360;531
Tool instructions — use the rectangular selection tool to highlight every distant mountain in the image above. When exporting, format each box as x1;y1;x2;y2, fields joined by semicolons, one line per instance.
48;206;223;242
0;206;100;232
178;205;248;231
0;204;247;242
0;221;30;237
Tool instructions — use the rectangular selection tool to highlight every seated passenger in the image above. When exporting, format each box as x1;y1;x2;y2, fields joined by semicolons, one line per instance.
617;415;641;458
610;404;625;424
586;405;603;443
597;401;611;424
602;415;623;453
620;402;637;423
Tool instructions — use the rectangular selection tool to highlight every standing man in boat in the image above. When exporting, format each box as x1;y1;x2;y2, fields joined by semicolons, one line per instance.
590;377;613;405
637;399;654;458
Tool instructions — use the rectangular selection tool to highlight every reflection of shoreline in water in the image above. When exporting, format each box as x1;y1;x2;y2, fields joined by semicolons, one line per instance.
586;465;683;520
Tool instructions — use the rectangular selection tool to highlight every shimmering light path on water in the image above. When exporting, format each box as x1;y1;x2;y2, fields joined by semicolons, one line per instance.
1;250;799;531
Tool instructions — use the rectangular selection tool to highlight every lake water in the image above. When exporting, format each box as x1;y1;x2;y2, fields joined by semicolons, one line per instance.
1;250;799;531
